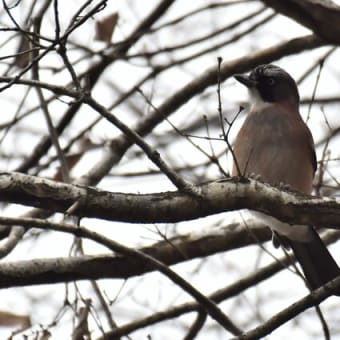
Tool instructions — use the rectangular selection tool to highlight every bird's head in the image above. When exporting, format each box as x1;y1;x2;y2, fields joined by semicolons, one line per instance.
234;64;299;109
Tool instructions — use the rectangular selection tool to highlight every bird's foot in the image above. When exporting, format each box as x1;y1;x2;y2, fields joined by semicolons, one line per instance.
249;173;262;181
271;231;291;249
279;182;291;191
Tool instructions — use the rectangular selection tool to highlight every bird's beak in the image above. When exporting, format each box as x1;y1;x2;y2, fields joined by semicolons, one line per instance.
234;74;257;88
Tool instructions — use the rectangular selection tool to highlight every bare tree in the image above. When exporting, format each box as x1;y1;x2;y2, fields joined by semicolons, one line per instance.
0;0;340;339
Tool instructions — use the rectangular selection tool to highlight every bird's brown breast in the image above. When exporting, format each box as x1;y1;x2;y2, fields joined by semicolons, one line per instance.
232;106;315;194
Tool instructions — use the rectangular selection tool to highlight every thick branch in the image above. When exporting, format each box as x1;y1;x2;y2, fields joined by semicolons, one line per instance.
0;221;273;288
262;0;340;44
0;172;340;228
0;212;337;292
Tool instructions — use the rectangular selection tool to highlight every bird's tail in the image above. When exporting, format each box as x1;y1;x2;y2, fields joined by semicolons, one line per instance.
287;228;340;296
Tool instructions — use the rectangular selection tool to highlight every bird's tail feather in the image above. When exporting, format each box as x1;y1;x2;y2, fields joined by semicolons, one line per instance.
287;229;340;295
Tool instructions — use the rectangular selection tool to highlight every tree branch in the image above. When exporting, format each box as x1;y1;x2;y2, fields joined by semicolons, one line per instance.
1;172;340;228
231;275;340;340
261;0;340;44
0;219;276;287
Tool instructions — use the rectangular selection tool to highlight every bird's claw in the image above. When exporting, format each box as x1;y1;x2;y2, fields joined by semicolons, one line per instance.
249;173;262;181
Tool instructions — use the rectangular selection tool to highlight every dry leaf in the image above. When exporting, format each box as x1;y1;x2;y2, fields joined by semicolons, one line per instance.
95;13;118;43
52;153;83;182
0;310;31;329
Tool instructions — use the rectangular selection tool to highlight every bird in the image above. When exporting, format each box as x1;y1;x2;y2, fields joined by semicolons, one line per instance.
232;64;340;294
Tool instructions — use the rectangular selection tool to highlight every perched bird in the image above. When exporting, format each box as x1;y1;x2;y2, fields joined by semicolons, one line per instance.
232;64;340;294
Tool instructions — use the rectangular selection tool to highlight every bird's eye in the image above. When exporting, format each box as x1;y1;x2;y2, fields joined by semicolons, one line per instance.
266;77;276;86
